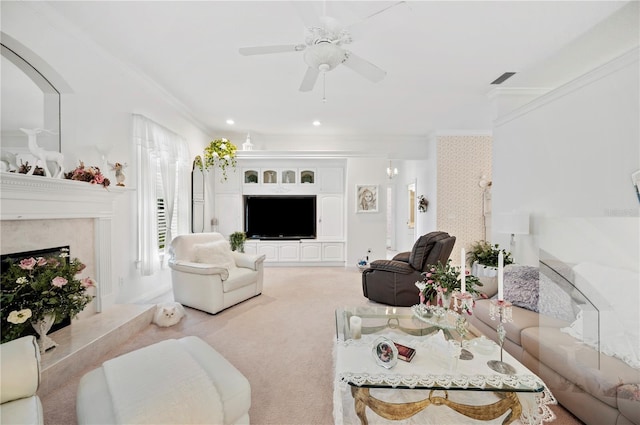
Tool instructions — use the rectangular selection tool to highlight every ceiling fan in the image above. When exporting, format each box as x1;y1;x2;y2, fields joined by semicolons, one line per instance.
239;2;407;92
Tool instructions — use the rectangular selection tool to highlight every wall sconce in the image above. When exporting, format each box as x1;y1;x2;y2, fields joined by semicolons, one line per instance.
496;213;530;255
386;161;398;179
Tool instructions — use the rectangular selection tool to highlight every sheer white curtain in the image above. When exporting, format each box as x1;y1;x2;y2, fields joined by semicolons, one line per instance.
133;114;190;276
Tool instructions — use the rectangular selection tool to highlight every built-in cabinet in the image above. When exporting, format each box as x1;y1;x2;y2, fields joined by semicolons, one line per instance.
243;168;316;186
213;158;345;265
243;240;344;265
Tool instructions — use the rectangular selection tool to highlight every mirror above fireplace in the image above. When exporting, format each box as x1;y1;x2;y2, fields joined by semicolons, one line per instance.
1;34;61;154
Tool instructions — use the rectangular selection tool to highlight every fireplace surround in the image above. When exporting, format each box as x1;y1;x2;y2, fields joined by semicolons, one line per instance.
0;172;128;313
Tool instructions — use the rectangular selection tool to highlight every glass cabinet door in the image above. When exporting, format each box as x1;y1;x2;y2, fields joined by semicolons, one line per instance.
244;169;259;184
263;169;277;184
282;170;296;184
300;169;315;184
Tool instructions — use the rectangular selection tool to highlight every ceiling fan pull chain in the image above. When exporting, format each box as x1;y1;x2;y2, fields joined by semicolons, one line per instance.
322;73;327;103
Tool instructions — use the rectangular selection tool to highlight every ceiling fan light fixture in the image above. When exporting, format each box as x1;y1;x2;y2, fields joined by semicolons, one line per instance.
303;42;345;72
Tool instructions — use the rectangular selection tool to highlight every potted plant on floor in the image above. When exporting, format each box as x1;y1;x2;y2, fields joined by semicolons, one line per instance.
229;231;246;253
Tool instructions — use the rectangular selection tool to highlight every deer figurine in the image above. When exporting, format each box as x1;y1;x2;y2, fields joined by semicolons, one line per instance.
20;128;65;178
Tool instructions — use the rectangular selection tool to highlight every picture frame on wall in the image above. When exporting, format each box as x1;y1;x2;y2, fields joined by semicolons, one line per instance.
356;184;378;213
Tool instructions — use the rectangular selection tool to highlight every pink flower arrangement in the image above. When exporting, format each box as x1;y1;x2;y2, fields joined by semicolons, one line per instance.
65;161;110;188
415;259;482;307
51;276;68;288
1;248;96;343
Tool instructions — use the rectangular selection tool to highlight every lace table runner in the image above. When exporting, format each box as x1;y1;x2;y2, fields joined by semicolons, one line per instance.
334;334;557;425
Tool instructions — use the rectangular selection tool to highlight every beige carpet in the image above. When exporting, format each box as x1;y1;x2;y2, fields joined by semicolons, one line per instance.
41;267;583;424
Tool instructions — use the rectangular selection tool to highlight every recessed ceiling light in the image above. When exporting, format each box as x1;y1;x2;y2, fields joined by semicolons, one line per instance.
312;120;321;126
226;119;235;125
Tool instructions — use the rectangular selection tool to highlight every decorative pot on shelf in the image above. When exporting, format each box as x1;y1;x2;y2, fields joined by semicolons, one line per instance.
31;312;58;354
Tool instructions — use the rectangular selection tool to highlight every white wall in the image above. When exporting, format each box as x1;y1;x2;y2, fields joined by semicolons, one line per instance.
2;2;212;305
492;49;639;267
346;158;388;266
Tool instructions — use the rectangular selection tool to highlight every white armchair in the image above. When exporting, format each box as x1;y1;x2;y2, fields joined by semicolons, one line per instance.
0;336;44;425
168;233;266;314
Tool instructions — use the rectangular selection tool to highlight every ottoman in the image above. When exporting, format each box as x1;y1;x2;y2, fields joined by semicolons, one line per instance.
76;336;250;425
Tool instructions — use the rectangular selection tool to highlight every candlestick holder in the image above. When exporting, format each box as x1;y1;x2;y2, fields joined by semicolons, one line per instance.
452;292;474;360
487;300;516;374
452;291;473;314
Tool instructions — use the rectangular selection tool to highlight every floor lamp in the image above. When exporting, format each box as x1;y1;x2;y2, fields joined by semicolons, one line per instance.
496;213;530;261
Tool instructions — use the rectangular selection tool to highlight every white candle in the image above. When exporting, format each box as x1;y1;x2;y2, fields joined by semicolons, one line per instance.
460;248;466;293
498;251;504;301
350;316;362;340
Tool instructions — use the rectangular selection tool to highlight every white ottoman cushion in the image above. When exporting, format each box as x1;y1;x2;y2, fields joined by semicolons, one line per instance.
77;336;250;425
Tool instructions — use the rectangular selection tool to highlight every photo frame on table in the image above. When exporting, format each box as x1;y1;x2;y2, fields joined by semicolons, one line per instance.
356;184;378;213
371;337;398;368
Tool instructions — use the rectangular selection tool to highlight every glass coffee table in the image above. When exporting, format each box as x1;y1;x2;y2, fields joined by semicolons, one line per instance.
334;306;555;425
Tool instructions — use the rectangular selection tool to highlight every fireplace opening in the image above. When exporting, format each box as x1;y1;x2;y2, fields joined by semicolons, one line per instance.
1;246;73;339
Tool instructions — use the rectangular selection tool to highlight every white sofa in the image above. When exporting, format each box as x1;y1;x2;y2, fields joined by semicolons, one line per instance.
77;336;251;425
0;336;44;425
169;233;266;314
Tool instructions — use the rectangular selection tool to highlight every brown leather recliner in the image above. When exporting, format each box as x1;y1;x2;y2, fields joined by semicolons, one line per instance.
362;231;456;306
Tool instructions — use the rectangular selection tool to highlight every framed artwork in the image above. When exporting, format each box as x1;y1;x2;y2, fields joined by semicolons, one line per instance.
356;184;378;213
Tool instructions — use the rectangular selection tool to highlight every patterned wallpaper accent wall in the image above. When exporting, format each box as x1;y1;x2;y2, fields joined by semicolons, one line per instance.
437;135;492;268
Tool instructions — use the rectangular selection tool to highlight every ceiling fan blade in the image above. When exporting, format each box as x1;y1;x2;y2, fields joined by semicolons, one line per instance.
347;1;410;41
342;51;386;83
239;44;305;56
290;1;320;28
299;66;320;92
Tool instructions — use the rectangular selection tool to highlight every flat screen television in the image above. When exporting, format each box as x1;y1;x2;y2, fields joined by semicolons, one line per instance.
244;195;316;239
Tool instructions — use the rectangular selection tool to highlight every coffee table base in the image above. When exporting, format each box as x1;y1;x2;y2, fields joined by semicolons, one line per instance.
350;386;522;425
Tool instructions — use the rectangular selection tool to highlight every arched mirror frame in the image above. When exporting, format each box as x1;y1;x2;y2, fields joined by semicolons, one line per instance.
1;32;66;154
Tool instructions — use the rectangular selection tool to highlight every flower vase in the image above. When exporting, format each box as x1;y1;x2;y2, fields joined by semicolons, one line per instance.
31;313;58;354
437;292;452;309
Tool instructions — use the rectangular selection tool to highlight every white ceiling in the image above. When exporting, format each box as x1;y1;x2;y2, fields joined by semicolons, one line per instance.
45;1;628;139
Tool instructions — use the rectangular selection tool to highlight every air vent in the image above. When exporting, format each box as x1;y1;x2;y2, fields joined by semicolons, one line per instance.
491;72;516;85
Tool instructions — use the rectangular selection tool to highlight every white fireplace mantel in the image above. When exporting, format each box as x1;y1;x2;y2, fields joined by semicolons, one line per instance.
1;172;129;220
1;172;131;312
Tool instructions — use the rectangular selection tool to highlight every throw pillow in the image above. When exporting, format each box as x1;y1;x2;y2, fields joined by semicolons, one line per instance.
474;276;498;299
193;240;236;270
503;264;539;312
538;272;575;322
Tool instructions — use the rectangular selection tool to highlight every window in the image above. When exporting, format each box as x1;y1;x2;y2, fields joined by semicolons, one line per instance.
133;114;190;276
156;169;180;252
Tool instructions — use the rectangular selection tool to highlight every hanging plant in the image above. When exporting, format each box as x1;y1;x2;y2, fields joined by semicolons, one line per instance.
202;138;237;181
418;195;429;213
193;155;203;171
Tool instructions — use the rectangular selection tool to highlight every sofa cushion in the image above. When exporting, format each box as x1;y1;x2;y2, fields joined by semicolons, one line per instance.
370;259;414;274
223;268;257;293
617;384;640;425
472;299;568;346
0;336;40;404
0;396;44;425
193;240;236;270
409;232;450;270
521;326;639;410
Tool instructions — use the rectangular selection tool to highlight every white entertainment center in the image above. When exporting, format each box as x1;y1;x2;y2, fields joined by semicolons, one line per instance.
210;154;346;266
